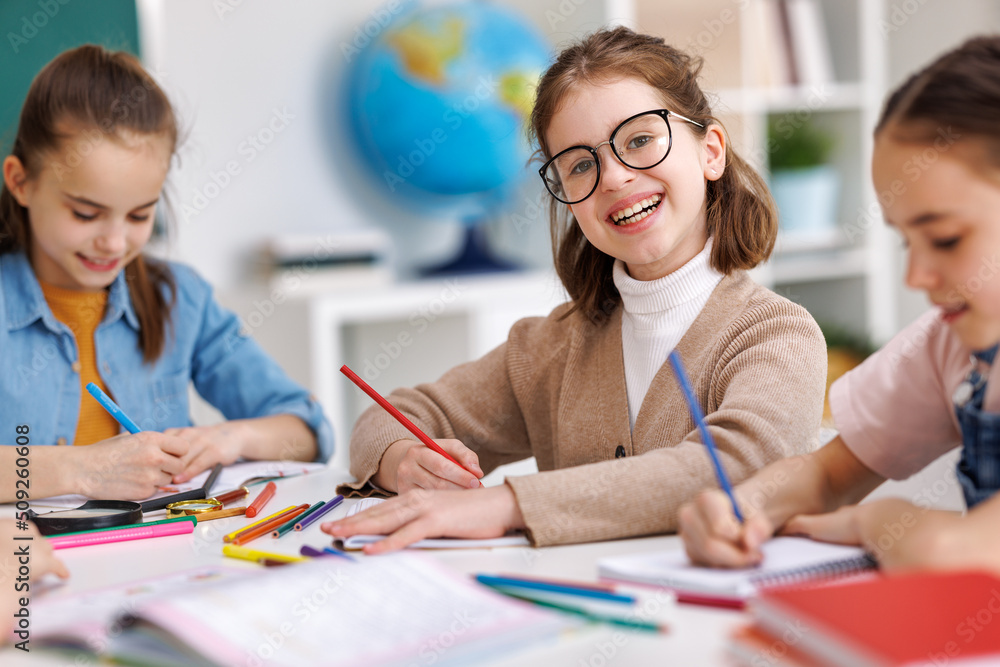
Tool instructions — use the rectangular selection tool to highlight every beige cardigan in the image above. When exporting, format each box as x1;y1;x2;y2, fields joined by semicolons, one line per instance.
339;271;827;546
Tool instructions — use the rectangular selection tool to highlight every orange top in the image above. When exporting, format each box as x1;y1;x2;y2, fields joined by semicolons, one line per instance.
39;281;118;446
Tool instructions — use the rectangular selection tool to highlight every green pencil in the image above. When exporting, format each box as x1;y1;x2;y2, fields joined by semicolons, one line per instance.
272;501;323;538
491;588;666;633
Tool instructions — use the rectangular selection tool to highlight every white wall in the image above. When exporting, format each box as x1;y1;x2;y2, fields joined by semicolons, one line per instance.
138;0;619;290
883;0;1000;331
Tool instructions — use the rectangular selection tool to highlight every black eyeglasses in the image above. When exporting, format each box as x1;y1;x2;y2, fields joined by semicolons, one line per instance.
539;109;704;205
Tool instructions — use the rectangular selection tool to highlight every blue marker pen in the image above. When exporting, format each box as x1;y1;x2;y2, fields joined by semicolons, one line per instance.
85;382;142;434
668;351;744;522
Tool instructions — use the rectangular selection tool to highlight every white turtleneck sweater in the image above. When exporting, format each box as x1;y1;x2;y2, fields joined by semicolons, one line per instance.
613;238;725;430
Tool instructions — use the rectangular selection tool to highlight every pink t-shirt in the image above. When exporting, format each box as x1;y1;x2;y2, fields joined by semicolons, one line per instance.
830;308;1000;480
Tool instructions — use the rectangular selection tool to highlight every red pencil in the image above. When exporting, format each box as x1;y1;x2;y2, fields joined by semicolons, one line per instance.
340;365;482;485
246;481;277;518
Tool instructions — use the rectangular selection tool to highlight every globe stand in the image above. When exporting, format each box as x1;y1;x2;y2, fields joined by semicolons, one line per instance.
420;225;519;277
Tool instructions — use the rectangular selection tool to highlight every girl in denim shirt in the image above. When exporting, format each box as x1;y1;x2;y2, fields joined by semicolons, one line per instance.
0;46;333;502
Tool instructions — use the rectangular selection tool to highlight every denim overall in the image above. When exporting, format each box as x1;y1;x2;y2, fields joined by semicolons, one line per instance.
952;345;1000;508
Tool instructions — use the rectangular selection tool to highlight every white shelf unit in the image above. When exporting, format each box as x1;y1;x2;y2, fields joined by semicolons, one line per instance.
229;272;568;470
630;0;897;344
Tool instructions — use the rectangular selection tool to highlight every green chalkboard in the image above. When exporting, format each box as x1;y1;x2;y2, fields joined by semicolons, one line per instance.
0;0;139;156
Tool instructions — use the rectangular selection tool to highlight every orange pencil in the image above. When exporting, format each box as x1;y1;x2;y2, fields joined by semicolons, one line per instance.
233;504;310;545
223;505;298;543
246;481;277;518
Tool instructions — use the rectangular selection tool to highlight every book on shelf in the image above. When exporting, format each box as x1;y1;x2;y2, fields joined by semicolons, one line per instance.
748;0;834;89
597;537;877;608
734;570;1000;667
26;554;570;666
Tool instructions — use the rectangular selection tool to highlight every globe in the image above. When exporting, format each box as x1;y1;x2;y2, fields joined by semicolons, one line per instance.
345;3;552;273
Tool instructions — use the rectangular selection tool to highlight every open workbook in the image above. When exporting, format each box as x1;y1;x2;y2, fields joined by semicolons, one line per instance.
337;497;530;550
598;537;877;607
27;554;569;666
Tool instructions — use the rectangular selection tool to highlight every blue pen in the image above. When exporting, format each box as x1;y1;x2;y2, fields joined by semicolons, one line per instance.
667;351;744;522
86;382;142;434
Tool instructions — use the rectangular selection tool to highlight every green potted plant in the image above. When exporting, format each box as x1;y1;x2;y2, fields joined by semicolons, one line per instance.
767;114;840;240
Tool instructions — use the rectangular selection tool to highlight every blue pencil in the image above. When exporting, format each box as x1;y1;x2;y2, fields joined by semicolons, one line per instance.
475;574;636;604
86;382;142;434
667;351;744;523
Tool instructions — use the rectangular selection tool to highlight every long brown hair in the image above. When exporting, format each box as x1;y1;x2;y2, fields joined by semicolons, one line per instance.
0;45;178;362
530;27;777;324
876;35;1000;168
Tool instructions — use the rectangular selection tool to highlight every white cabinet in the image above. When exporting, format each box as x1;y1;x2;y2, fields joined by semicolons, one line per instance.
226;272;567;470
628;0;896;343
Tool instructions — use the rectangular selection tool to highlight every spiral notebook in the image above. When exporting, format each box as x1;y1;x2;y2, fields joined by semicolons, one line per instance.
597;537;877;608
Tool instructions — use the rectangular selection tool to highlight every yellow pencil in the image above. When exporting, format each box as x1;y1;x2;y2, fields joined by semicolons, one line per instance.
222;544;308;564
222;505;297;543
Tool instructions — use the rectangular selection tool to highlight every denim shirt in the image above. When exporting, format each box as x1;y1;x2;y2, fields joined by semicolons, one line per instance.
0;251;333;461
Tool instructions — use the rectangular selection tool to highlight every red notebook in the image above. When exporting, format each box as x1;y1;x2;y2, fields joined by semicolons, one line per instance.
751;570;1000;667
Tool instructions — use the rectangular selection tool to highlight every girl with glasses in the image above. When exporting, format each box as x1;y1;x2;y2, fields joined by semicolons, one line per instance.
327;27;827;552
680;36;1000;574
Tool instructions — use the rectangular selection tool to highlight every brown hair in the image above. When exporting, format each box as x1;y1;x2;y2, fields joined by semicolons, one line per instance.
530;27;777;324
0;45;178;362
876;35;1000;169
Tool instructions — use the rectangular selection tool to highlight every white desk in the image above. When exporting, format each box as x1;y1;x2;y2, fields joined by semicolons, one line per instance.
4;467;745;666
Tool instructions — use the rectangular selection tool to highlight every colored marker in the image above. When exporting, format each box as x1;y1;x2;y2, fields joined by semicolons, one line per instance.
49;520;195;550
300;544;355;561
86;382;141;433
245;481;277;518
668;351;744;522
211;487;249;506
222;544;308;564
197;506;247;522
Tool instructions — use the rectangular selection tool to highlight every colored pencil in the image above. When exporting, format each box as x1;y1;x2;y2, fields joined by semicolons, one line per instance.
475;574;636;604
294;495;344;531
223;505;298;543
272;501;323;538
232;504;309;545
340;365;482;485
668;350;744;522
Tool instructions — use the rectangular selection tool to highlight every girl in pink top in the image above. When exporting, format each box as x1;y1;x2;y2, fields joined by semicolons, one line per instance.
680;36;1000;574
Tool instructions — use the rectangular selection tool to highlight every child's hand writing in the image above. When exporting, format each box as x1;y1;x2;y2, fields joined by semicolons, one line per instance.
678;488;773;568
321;485;522;554
373;438;483;493
69;432;190;499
